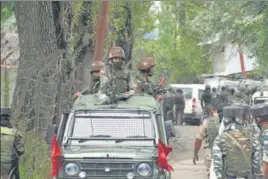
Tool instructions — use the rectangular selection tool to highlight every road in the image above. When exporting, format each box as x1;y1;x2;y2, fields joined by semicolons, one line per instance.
169;125;207;179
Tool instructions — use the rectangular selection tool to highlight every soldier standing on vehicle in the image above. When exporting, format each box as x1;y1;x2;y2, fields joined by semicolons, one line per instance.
193;104;220;179
251;103;268;178
1;108;25;179
136;57;157;96
104;46;136;98
163;87;175;121
201;85;212;117
174;89;185;125
73;61;105;100
212;105;263;179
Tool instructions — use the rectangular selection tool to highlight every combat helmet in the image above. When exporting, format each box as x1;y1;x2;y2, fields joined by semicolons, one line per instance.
137;57;156;71
108;46;125;60
90;61;105;73
251;103;268;121
222;104;251;125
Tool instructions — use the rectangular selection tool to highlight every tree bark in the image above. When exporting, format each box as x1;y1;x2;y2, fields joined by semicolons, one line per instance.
13;2;60;138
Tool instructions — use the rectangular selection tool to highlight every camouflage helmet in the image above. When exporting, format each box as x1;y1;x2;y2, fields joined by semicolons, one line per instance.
90;61;104;73
108;46;125;60
137;57;156;70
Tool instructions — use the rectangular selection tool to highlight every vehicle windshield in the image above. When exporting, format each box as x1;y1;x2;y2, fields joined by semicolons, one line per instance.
66;111;156;147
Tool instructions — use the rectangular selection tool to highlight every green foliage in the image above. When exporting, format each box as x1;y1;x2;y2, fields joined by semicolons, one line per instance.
1;2;14;25
19;131;51;179
133;2;212;84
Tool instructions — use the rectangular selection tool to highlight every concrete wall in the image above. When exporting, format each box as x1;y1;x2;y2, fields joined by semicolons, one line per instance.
213;43;258;75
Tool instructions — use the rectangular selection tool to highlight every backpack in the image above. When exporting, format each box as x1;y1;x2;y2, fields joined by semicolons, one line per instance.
222;127;253;177
207;116;220;148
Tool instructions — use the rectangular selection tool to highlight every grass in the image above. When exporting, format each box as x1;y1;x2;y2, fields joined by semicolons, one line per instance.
19;131;51;179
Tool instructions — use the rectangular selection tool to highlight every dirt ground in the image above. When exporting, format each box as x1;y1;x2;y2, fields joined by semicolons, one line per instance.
169;125;207;179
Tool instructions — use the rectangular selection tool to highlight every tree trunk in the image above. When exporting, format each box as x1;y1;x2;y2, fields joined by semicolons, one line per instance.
13;2;60;138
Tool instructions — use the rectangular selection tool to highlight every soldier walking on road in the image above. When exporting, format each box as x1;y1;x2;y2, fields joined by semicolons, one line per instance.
220;86;229;105
212;105;263;179
251;103;268;178
193;104;220;179
174;89;185;125
1;108;25;179
201;85;212;117
136;57;157;96
163;87;175;121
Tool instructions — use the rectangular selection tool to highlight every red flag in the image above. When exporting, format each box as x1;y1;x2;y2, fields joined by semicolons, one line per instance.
158;139;174;171
51;134;62;177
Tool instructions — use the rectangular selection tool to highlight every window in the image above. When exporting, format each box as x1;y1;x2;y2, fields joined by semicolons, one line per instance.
70;112;155;139
181;88;193;99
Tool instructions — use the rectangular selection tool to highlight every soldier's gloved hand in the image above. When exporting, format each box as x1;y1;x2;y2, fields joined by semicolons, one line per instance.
193;154;198;165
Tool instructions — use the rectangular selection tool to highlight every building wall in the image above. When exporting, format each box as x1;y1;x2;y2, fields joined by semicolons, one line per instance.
213;43;258;75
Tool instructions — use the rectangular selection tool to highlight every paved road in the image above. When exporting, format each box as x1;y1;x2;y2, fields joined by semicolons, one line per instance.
169;125;207;179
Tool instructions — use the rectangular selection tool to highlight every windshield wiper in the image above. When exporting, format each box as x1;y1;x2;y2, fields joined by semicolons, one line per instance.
115;135;148;143
78;135;111;143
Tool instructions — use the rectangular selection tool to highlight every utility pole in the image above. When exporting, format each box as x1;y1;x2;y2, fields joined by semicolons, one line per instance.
238;44;247;78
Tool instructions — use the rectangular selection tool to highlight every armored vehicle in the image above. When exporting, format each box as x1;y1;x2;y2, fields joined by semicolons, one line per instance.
50;93;172;179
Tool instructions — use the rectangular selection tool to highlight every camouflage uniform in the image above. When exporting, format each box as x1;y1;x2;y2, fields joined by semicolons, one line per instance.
212;105;262;179
196;115;220;176
105;46;136;95
136;57;157;96
231;91;247;104
1;108;25;179
251;103;268;178
196;119;211;175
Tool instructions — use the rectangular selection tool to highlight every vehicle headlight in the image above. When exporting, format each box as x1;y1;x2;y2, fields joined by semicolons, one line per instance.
136;163;152;176
64;162;79;176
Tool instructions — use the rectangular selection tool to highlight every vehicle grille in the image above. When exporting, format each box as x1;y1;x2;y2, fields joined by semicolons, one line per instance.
80;160;136;177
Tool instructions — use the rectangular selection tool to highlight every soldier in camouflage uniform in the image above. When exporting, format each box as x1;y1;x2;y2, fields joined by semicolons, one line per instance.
231;90;247;104
251;103;268;178
1;108;25;179
73;61;105;101
212;105;263;179
105;46;135;97
136;57;157;96
193;104;220;179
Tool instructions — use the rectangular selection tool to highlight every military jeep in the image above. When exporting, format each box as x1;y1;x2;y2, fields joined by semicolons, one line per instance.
52;93;172;179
